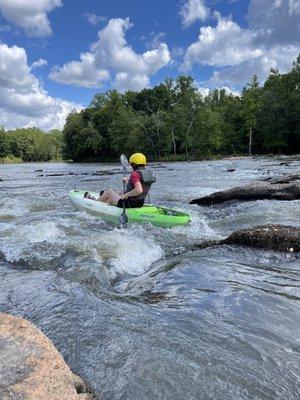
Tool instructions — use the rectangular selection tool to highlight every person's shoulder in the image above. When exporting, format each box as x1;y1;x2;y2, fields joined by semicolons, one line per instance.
131;170;140;178
130;170;141;183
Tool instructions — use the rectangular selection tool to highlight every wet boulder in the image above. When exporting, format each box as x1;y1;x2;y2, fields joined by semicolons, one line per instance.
196;225;299;253
0;313;95;400
223;225;299;253
190;174;300;205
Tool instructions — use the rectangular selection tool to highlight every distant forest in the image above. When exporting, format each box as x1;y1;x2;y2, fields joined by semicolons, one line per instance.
1;55;299;163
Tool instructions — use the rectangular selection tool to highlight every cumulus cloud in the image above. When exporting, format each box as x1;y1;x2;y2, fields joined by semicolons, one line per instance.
50;52;110;88
31;59;48;69
0;43;81;131
114;72;149;92
181;17;261;71
210;45;299;87
0;0;62;37
181;1;300;90
50;18;171;91
248;0;300;46
180;0;209;28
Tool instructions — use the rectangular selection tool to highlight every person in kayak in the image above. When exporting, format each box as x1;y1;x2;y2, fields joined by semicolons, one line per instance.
95;153;156;208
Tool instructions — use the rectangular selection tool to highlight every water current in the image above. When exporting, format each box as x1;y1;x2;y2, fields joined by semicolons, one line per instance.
0;157;299;399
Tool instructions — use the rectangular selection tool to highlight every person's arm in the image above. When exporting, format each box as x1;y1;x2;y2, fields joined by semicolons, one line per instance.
121;181;143;199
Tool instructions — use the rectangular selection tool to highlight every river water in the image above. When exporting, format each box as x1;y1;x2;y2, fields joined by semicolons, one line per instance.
0;157;299;400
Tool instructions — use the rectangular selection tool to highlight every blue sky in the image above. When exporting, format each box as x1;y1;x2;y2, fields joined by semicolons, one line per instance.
0;0;299;130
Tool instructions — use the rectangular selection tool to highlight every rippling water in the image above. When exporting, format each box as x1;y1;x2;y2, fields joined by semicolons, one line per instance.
0;157;299;400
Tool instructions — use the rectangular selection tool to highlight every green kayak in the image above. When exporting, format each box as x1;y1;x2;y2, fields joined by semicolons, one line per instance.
69;190;191;228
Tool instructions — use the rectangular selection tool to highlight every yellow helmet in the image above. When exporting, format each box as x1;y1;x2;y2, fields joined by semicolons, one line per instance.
129;153;147;165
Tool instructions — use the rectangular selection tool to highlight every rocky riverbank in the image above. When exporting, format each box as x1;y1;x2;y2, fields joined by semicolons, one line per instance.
0;313;95;400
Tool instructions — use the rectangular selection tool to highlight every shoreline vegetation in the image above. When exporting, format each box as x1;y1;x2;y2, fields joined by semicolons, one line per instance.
1;153;299;165
0;56;299;164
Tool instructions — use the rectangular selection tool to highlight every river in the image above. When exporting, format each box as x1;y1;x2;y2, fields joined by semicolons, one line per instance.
0;157;299;400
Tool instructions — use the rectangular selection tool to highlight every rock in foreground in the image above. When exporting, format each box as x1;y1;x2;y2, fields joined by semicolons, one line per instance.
0;313;95;400
190;174;300;205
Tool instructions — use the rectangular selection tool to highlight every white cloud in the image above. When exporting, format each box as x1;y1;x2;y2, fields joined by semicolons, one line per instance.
84;13;107;26
197;86;210;97
50;52;110;88
141;31;166;50
0;44;35;90
92;19;170;77
197;85;240;97
31;59;48;69
114;72;149;92
50;18;171;91
248;0;300;46
171;46;185;58
181;17;262;71
221;86;240;97
210;45;299;87
0;0;62;37
0;43;82;131
180;0;209;28
181;2;299;91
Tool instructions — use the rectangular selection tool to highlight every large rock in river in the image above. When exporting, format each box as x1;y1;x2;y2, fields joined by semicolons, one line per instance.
190;173;300;205
196;225;299;253
0;313;95;400
223;224;300;252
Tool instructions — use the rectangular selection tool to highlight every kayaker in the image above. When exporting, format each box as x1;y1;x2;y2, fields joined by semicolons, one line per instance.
96;153;156;208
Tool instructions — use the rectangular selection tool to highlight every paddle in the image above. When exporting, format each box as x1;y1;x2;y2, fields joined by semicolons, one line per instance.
119;154;129;225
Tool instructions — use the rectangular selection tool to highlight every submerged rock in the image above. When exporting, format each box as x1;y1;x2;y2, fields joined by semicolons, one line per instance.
196;225;299;253
0;313;95;400
38;170;121;178
190;174;300;205
261;174;300;184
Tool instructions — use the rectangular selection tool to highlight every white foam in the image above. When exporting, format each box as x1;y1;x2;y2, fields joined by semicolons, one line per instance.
22;221;63;243
100;228;163;276
0;220;65;264
170;210;222;240
0;198;30;218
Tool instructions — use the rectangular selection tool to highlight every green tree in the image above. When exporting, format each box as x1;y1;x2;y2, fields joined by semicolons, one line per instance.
0;128;10;159
241;75;263;155
258;57;300;153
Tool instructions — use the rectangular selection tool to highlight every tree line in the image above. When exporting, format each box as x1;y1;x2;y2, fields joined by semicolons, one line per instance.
0;127;62;162
63;55;299;161
0;55;299;163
